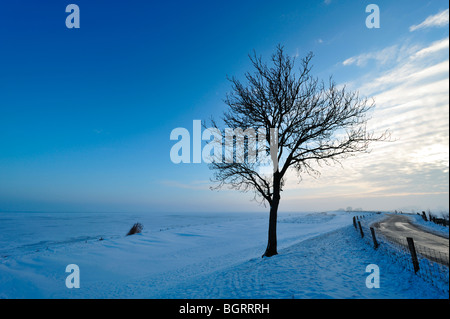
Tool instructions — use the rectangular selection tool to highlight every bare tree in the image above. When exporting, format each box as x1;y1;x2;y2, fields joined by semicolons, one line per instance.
208;45;389;257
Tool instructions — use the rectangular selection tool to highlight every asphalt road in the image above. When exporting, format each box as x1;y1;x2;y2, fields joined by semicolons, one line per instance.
374;214;449;266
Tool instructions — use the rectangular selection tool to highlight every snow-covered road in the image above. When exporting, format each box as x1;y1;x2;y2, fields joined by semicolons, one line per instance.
374;214;449;265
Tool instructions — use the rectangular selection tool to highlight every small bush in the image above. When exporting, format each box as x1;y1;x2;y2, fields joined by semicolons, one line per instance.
126;222;144;236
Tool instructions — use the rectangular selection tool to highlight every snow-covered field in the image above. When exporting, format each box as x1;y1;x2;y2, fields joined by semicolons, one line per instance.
0;211;447;299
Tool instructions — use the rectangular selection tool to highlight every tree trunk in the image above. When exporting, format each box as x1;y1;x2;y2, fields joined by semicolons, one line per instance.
262;172;281;257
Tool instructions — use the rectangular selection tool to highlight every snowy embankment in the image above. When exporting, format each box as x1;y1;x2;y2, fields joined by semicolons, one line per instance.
0;211;447;298
407;213;449;239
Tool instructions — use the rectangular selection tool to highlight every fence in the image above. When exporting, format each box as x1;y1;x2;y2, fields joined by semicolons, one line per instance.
353;215;449;294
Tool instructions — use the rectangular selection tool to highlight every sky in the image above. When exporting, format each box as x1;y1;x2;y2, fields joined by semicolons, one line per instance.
0;0;448;214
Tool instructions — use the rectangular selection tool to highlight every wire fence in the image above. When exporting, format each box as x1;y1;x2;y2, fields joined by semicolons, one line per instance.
353;214;449;294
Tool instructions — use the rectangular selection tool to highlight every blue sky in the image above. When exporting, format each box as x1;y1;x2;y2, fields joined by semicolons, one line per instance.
0;0;448;213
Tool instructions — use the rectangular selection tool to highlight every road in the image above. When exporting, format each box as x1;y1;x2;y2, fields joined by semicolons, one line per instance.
374;214;449;266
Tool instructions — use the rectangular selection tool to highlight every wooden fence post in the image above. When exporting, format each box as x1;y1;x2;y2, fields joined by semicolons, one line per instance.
353;216;357;229
406;237;420;273
370;227;379;249
358;221;364;238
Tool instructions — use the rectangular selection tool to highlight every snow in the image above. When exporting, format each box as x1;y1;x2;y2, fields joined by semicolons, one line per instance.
406;213;449;238
0;211;447;299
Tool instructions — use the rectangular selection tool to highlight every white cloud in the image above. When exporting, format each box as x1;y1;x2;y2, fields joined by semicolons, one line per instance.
409;8;449;32
412;37;449;59
342;45;398;66
342;36;448;69
341;42;423;68
344;37;449;94
285;36;449;212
